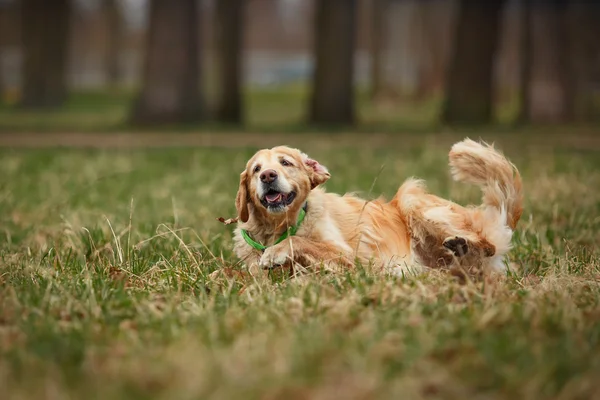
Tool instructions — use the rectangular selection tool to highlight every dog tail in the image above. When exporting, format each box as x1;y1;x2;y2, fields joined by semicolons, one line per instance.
449;139;523;230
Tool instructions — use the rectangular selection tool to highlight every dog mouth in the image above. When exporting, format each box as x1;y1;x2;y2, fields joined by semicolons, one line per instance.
260;189;296;209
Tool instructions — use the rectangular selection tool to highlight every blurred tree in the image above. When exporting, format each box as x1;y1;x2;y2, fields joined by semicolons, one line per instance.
215;0;244;123
516;0;532;124
442;0;506;124
131;0;202;124
20;0;71;109
370;0;388;100
309;0;357;125
528;0;572;123
414;0;455;100
102;0;122;87
569;0;600;121
0;2;10;99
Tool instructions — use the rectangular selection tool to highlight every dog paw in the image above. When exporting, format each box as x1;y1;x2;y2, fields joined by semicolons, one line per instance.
259;245;292;269
443;236;469;257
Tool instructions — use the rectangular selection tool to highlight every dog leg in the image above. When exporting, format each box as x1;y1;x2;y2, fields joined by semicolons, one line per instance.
259;236;354;272
397;182;498;273
443;236;469;257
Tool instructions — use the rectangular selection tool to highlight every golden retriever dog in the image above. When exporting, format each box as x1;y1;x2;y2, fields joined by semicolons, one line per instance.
230;139;522;278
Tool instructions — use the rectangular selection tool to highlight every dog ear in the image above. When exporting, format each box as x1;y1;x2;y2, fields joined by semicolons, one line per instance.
235;171;250;223
302;153;331;189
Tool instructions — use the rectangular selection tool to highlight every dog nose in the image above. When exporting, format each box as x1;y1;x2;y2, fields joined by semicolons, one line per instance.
260;169;278;184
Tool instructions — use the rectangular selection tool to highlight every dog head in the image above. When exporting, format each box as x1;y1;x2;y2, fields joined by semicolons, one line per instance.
235;146;330;223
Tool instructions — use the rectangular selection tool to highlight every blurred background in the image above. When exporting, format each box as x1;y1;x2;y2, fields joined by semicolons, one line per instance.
0;0;599;133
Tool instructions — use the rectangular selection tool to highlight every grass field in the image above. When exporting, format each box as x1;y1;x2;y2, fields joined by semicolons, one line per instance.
0;87;484;133
1;135;600;399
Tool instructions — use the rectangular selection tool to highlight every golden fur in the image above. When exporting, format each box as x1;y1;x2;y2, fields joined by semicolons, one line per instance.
231;139;523;278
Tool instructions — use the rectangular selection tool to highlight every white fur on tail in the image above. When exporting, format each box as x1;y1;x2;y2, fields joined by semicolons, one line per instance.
449;139;523;230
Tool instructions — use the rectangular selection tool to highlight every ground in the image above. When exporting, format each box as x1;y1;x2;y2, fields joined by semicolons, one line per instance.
1;131;599;400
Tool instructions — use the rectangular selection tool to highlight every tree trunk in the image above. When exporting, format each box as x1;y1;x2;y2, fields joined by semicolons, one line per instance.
103;0;121;87
20;0;71;109
131;0;202;124
442;0;506;124
528;0;572;123
516;0;532;124
215;0;244;123
414;1;456;100
413;1;430;100
309;0;357;125
370;0;387;100
569;0;600;121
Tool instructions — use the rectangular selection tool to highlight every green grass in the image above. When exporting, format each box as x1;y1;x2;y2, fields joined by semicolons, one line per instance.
1;137;600;399
0;90;132;132
0;86;501;133
2;86;599;134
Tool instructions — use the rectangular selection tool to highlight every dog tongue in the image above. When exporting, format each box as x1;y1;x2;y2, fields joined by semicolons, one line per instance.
266;192;282;202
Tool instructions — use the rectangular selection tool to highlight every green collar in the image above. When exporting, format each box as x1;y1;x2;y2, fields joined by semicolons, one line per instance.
241;203;307;252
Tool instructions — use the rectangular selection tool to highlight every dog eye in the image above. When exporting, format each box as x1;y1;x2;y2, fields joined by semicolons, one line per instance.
253;165;261;173
280;159;292;167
